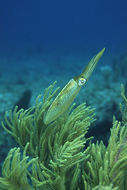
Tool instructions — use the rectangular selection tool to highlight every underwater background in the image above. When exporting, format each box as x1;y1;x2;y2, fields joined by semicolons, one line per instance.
0;0;127;170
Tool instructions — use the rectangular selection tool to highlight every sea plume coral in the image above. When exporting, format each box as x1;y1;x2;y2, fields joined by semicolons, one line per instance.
1;81;95;190
1;82;127;189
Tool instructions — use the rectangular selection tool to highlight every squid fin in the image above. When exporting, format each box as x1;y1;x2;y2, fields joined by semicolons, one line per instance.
79;48;105;81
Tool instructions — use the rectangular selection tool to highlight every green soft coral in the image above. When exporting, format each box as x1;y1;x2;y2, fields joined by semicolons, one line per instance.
0;143;37;190
1;81;95;190
82;119;127;189
1;82;127;190
120;84;127;126
81;84;127;190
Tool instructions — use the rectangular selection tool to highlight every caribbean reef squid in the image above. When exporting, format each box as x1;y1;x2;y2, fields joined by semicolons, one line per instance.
44;48;105;125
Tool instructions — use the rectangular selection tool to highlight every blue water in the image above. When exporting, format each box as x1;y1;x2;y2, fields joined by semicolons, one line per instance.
0;0;127;58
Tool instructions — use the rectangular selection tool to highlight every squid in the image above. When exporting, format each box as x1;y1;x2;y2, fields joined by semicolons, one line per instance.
44;48;105;125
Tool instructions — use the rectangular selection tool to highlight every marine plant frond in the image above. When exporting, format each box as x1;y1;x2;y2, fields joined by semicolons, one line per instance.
1;106;34;149
82;141;108;188
80;85;127;190
1;82;59;160
82;118;127;190
31;121;91;190
0;143;37;190
121;84;127;106
54;103;95;146
120;84;127;126
32;163;82;190
30;107;93;189
34;81;60;127
50;134;89;170
69;164;81;190
3;81;127;189
93;184;118;190
1;81;96;189
107;119;127;188
31;161;63;190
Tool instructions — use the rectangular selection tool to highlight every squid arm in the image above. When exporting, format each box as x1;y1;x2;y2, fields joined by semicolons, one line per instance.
44;48;105;125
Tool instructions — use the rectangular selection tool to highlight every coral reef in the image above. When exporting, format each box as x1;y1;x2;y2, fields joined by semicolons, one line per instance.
0;81;127;190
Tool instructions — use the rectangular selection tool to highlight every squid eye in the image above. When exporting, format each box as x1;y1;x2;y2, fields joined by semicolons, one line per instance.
78;78;86;87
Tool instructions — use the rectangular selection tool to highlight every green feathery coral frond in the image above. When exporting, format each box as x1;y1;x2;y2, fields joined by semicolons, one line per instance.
0;143;37;190
1;106;34;149
120;84;127;126
93;184;118;190
80;85;127;189
30;102;95;189
1;82;95;190
1;81;59;160
1;81;127;189
121;84;127;106
82;118;127;190
107;119;127;188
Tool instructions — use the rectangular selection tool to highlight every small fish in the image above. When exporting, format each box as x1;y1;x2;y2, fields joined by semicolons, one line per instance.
44;48;105;125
